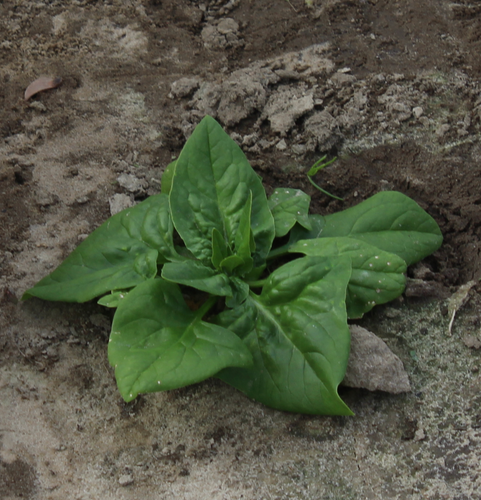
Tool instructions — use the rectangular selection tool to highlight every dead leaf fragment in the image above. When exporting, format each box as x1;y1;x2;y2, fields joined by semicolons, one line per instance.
447;281;475;335
24;76;62;101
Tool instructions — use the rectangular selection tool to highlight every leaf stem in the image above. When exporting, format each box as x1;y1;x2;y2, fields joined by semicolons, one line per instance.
195;295;218;320
266;243;291;261
246;279;268;288
307;176;344;201
307;155;344;201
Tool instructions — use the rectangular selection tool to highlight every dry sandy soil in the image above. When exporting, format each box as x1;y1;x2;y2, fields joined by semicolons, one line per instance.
1;1;481;499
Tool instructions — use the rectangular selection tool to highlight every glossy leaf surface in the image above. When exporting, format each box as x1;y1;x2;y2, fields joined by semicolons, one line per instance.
23;194;176;302
109;279;253;402
216;257;353;415
211;228;229;269
289;237;406;318
97;290;130;308
268;187;312;237
162;260;232;296
170;116;275;266
290;191;442;266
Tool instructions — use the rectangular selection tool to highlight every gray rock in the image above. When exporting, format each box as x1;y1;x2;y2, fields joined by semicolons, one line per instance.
192;67;275;127
217;18;239;35
271;43;334;79
186;44;333;130
435;123;450;137
118;474;134;487
35;187;59;207
201;25;217;49
109;193;133;215
217;76;268;126
116;173;147;194
170;78;200;99
74;195;89;205
330;72;356;86
29;101;47;112
201;19;243;50
343;325;411;393
304;110;338;150
413;106;424;118
263;86;314;135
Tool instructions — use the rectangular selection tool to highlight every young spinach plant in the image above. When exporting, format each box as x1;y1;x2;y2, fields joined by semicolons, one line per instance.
23;116;443;415
306;154;343;201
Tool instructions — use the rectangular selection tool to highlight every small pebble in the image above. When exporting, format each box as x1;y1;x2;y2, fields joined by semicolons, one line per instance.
412;106;424;118
118;474;134;487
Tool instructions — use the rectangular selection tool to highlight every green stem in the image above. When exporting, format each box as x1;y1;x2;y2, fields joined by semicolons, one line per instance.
195;295;218;320
266;243;291;261
307;176;344;201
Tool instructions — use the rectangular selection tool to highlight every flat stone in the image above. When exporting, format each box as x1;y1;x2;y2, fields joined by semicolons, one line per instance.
343;325;411;393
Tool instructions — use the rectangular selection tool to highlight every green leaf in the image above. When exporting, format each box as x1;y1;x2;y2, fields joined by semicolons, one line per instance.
170;115;275;266
219;255;246;274
244;264;266;283
235;191;254;260
225;276;250;308
23;194;176;302
133;249;159;279
211;228;229;269
161;160;176;195
307;155;337;176
289;237;406;318
109;279;253;402
162;260;232;296
292;191;442;266
268;188;312;237
140;194;180;263
288;213;324;244
97;290;129;308
216;257;354;415
306;156;343;201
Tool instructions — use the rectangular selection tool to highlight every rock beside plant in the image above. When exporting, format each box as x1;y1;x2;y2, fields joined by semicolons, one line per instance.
343;325;411;394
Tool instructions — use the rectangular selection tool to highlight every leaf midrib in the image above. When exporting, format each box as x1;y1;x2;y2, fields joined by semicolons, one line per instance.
248;294;333;397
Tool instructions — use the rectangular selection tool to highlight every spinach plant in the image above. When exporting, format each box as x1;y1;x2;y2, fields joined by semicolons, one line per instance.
23;116;443;415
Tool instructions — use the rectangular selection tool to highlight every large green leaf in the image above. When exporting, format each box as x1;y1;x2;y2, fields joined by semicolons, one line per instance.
268;187;312;237
290;191;442;266
108;279;253;402
23;194;177;302
289;237;406;318
216;257;353;415
169;116;275;266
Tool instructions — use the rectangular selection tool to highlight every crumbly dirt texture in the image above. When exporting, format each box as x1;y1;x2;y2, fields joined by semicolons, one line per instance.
1;1;481;499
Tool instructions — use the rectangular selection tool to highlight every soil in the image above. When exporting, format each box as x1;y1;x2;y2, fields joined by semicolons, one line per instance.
1;1;481;499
